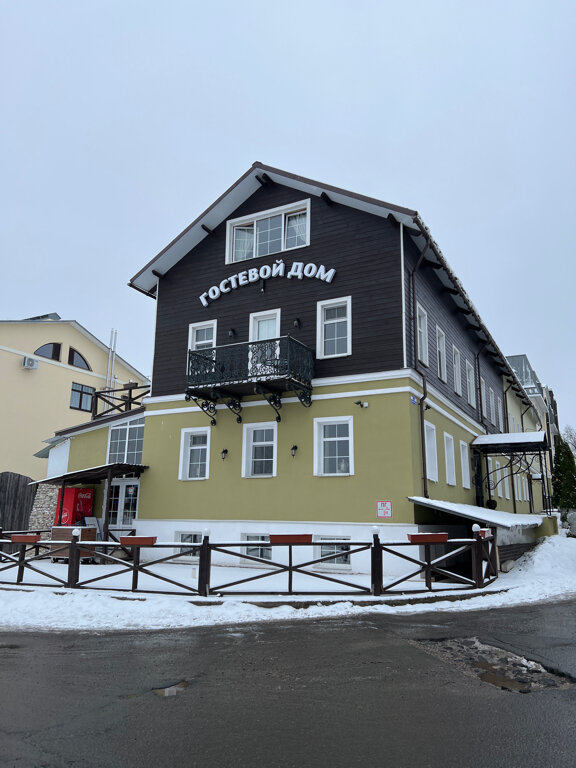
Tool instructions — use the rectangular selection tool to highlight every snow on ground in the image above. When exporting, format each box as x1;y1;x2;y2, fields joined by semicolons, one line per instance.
0;535;575;632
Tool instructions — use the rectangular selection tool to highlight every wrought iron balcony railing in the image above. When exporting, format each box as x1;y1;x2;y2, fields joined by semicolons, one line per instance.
187;336;314;395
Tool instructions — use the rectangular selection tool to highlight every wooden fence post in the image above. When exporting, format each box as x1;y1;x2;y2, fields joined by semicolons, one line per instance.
198;535;211;597
131;547;140;592
472;534;484;589
67;531;80;588
371;534;383;596
16;543;26;584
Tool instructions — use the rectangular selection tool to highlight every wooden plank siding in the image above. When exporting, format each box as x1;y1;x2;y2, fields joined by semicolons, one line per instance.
403;233;505;433
152;183;405;397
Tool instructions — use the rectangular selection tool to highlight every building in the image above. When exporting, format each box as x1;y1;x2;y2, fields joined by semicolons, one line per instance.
0;314;149;480
38;165;557;569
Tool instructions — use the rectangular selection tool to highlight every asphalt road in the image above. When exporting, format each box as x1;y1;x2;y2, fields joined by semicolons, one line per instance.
1;599;576;768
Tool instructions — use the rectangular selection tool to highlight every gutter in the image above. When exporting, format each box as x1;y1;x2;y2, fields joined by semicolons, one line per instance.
410;220;431;498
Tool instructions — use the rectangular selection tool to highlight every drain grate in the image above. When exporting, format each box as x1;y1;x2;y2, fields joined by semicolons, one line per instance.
414;637;574;693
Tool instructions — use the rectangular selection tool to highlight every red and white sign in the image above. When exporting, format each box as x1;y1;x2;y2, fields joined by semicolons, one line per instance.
376;501;392;519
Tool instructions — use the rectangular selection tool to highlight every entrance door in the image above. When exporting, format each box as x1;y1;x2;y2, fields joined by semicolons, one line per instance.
109;479;139;529
248;309;281;378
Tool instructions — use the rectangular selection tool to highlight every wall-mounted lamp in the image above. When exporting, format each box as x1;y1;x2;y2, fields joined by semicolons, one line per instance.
228;329;235;338
290;444;298;458
424;404;432;411
260;279;266;293
293;318;301;329
221;449;228;461
354;400;369;409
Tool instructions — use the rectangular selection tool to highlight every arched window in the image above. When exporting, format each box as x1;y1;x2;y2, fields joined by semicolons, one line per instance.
34;343;61;361
68;347;91;370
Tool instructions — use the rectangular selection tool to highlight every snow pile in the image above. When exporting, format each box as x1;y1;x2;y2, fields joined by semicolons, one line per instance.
1;536;575;631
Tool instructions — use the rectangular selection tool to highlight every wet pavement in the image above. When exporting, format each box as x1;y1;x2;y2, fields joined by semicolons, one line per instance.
1;598;576;767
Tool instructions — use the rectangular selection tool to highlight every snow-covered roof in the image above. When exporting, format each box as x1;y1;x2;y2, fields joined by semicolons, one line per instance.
408;497;544;529
471;432;547;454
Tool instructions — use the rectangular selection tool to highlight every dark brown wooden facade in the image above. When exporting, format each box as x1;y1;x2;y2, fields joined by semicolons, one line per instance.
152;183;405;397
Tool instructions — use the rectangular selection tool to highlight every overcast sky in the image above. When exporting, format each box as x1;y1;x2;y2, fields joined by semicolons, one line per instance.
2;1;575;428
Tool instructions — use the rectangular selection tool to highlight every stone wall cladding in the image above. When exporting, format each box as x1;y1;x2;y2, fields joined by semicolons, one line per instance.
28;484;58;537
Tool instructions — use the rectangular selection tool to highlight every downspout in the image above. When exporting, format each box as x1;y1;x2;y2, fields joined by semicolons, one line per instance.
410;227;430;498
520;404;531;432
503;381;513;432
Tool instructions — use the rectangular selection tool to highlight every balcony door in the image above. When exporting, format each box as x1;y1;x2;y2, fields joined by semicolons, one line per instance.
249;309;281;378
109;479;139;530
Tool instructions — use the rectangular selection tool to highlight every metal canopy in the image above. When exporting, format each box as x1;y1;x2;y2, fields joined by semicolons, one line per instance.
471;431;547;455
408;497;543;529
31;463;148;486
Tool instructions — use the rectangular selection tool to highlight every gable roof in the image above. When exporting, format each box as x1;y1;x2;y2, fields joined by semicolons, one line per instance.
128;162;535;411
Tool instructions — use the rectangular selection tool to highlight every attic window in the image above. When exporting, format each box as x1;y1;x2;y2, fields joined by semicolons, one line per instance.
226;200;310;264
68;347;91;370
35;343;61;361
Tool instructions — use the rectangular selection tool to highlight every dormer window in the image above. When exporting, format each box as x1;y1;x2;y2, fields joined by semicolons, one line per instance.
226;200;310;264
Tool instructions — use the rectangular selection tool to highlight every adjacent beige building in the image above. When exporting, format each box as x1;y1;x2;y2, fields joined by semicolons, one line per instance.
0;313;149;479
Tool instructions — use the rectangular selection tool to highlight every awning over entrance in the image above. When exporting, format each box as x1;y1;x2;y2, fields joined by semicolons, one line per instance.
408;496;543;529
31;463;148;486
471;431;547;455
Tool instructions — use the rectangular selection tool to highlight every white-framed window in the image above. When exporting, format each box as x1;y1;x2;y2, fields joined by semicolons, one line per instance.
225;199;310;264
460;440;471;489
497;397;504;431
175;532;202;561
466;361;476;407
249;308;281;342
504;469;510;499
188;320;217;351
416;304;429;366
179;428;211;480
495;461;503;498
487;457;494;491
108;416;145;464
316;296;352;359
444;432;456;486
242;422;277;478
523;475;529;502
436;326;447;382
424;421;438;482
243;534;272;561
316;536;351;568
514;473;521;500
314;416;354;476
453;346;462;396
480;378;487;418
489;388;496;425
109;479;139;528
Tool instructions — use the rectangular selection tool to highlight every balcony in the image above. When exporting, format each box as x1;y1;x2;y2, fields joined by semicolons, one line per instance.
92;382;150;420
186;336;314;421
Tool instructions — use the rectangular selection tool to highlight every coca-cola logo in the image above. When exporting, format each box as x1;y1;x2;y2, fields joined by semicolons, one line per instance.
78;492;92;500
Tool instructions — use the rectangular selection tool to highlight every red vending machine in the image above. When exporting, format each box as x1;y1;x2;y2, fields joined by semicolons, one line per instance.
54;488;94;525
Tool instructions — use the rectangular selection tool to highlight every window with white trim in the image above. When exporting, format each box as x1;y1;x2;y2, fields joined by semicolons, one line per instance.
504;470;510;499
179;428;211;480
175;532;202;561
425;421;438;482
314;416;354;476
242;423;277;478
316;536;351;567
436;326;447;382
460;440;471;489
316;296;351;359
108;417;145;464
444;433;456;486
495;461;503;498
497;397;504;431
243;534;271;561
466;361;476;407
453;346;462;396
417;304;429;366
226;200;310;263
487;457;494;491
188;320;217;351
481;378;487;418
489;388;496;425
